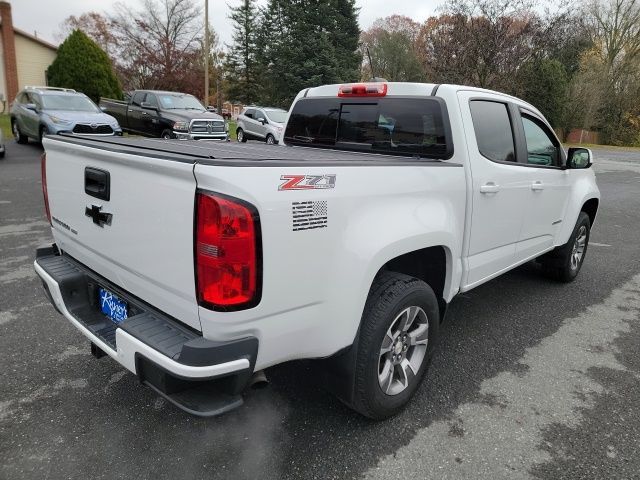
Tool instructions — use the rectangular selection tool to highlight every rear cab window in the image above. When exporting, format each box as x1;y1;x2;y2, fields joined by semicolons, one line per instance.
284;97;452;159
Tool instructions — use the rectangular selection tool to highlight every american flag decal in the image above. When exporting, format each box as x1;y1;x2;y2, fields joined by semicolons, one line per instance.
292;201;328;231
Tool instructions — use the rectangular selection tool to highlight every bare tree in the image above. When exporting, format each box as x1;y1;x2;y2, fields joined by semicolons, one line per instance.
582;0;640;144
586;0;640;79
110;0;204;93
416;0;542;92
57;12;118;58
360;16;425;81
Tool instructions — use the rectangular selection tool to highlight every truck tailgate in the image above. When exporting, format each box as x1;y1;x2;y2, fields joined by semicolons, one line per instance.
43;137;200;331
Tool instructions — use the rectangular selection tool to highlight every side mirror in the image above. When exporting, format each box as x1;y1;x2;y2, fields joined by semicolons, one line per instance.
566;147;592;169
25;103;38;112
258;117;266;125
100;106;107;112
140;102;158;111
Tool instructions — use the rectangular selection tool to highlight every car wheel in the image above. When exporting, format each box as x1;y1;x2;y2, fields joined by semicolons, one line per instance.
237;128;247;143
161;129;173;140
539;212;591;283
350;272;439;419
266;134;276;145
12;119;28;144
0;149;5;159
39;125;49;144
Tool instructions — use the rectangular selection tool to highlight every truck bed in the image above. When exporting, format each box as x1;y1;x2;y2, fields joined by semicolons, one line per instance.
49;134;458;167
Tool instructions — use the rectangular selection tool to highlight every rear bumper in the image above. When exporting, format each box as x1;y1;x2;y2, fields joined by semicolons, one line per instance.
34;245;257;416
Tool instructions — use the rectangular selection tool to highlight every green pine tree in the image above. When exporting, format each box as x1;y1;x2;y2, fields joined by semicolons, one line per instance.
224;0;261;104
47;30;121;103
257;0;361;108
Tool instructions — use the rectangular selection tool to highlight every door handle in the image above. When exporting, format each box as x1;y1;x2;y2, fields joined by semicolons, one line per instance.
127;109;133;113
531;181;544;191
480;183;500;194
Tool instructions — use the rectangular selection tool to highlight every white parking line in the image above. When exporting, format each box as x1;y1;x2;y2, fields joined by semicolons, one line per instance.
590;242;612;247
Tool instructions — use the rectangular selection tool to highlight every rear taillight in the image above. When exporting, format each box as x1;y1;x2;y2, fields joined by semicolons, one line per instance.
41;153;51;225
195;191;260;310
338;83;387;97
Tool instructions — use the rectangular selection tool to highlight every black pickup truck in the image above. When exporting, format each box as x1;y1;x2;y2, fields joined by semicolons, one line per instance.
99;90;229;141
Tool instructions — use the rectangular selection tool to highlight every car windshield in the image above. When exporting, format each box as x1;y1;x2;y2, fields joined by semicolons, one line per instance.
41;95;99;112
265;110;288;123
157;94;205;111
284;97;451;159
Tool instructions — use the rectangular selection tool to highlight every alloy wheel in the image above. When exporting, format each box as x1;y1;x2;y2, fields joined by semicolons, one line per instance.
378;306;429;396
571;225;587;270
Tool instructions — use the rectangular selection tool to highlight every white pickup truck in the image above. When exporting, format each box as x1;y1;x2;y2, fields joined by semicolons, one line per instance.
35;82;600;419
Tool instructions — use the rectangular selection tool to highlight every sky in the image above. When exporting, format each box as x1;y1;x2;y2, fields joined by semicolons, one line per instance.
12;0;444;47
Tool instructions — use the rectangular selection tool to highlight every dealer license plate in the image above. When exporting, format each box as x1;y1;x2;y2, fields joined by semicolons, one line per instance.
99;287;128;324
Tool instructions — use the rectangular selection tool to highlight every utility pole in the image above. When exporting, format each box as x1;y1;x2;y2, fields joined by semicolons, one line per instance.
204;0;209;107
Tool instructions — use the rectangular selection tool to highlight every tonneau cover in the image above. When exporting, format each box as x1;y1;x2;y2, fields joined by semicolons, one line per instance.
46;134;453;167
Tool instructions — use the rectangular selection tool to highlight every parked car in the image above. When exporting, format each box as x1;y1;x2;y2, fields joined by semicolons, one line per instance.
10;86;122;143
236;106;288;144
36;82;599;419
100;90;229;141
0;129;5;158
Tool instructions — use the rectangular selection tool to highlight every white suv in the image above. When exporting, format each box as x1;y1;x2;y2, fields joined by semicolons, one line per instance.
236;107;288;144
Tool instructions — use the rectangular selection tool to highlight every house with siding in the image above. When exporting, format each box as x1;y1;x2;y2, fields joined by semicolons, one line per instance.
0;1;57;107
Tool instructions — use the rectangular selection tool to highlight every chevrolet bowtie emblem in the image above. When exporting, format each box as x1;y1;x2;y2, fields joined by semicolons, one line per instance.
85;204;113;227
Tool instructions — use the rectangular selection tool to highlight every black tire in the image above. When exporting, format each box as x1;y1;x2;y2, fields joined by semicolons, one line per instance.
12;119;28;144
0;149;5;158
266;134;276;145
351;272;440;419
39;125;49;144
539;212;591;282
237;128;247;143
161;129;173;140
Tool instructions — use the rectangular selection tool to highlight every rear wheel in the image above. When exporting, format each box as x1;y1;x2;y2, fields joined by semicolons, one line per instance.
266;134;276;145
237;128;247;143
12;119;27;144
351;272;439;419
539;212;591;282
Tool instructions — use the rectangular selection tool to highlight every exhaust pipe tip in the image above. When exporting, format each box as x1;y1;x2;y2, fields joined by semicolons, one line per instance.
249;370;269;389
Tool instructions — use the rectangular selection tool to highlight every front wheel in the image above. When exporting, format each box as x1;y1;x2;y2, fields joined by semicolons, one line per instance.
161;129;173;140
539;212;591;282
237;128;247;143
351;272;439;419
266;134;276;145
12;119;27;144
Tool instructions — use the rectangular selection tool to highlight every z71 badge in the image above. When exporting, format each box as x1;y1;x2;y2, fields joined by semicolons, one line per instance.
279;174;336;191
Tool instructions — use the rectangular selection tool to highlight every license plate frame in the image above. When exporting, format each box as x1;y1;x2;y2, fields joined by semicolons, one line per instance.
98;287;129;324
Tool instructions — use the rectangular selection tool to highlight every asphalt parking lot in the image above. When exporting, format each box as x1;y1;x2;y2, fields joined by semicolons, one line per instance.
1;140;639;480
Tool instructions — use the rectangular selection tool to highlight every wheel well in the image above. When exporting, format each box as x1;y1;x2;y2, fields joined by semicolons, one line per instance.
581;198;599;226
380;246;447;320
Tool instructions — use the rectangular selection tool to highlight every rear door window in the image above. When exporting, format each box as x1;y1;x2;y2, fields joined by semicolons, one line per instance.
244;109;255;119
284;97;451;159
131;92;145;107
469;100;516;163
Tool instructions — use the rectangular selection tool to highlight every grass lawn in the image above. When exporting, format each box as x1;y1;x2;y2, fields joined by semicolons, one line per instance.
227;120;237;141
0;114;12;140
